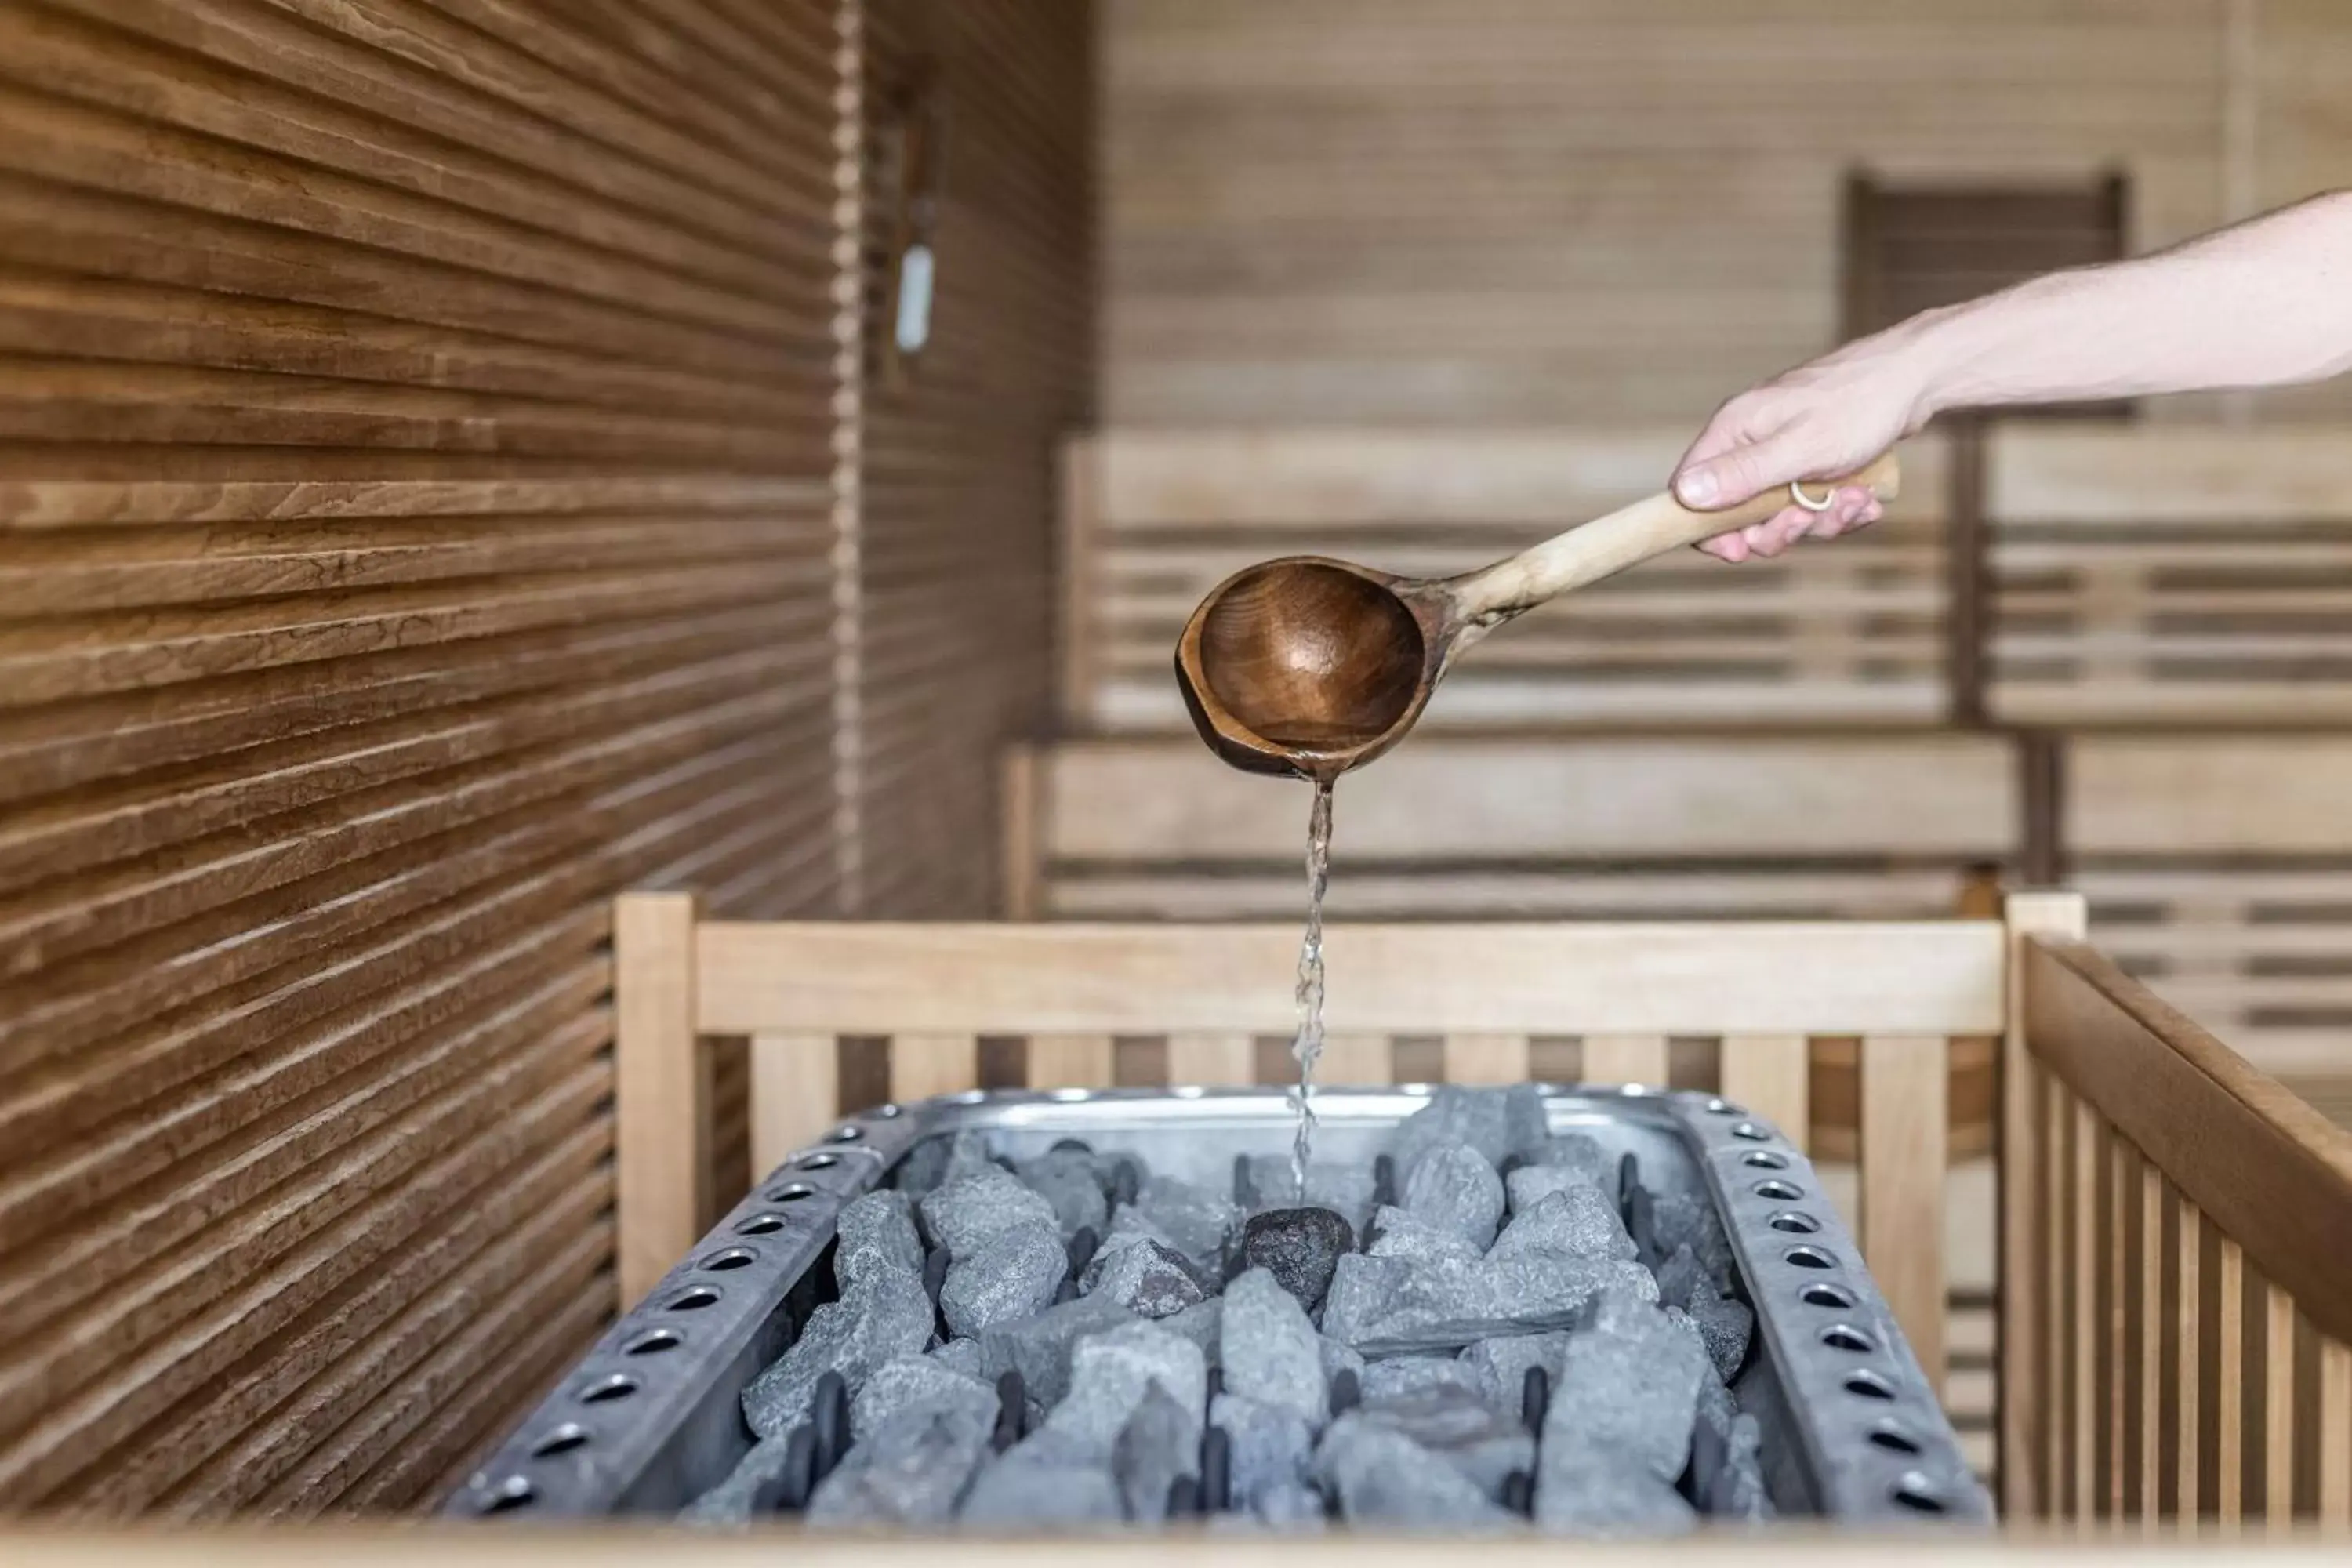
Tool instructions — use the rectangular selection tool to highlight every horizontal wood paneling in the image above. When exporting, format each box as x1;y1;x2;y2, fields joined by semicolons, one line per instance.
855;0;1094;917
0;0;846;1516
1102;0;2250;429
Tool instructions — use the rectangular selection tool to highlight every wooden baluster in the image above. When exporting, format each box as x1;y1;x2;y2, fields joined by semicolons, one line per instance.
2073;1098;2098;1530
1028;1033;1116;1090
1583;1033;1669;1089
2217;1235;2245;1530
1316;1033;1392;1087
2266;1282;2296;1525
2106;1135;2128;1519
2139;1160;2162;1530
1721;1033;1810;1154
2177;1196;2201;1521
2045;1075;2072;1516
1860;1034;1946;1394
615;890;703;1309
1442;1033;1530;1086
750;1033;837;1178
2320;1335;2352;1529
1166;1032;1254;1087
890;1033;980;1103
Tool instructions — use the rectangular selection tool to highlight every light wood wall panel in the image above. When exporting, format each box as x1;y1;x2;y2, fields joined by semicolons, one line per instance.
855;0;1094;916
0;0;851;1516
1099;0;2346;430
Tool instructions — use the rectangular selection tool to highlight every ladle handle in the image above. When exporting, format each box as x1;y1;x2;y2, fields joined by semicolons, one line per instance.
1445;449;1903;628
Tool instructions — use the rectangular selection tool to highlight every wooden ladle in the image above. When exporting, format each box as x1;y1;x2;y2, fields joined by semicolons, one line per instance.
1175;452;1901;779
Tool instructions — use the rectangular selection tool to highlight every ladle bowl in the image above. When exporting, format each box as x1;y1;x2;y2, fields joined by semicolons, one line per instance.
1176;452;1902;780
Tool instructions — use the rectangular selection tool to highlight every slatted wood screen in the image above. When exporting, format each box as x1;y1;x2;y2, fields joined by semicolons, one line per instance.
1989;427;2352;724
2066;735;2352;1130
1062;430;1951;733
0;0;1089;1517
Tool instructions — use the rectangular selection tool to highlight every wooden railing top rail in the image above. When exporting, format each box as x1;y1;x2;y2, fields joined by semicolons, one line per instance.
689;917;2008;1038
2021;935;2352;1348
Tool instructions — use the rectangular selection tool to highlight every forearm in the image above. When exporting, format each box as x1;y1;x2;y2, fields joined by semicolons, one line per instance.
1889;190;2352;419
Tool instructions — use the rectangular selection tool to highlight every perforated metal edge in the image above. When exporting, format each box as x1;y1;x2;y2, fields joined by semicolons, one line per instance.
445;1087;1989;1526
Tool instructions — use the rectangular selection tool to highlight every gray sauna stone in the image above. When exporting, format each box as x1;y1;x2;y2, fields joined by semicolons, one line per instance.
942;1221;1067;1339
1400;1139;1505;1249
808;1403;995;1526
1221;1266;1327;1426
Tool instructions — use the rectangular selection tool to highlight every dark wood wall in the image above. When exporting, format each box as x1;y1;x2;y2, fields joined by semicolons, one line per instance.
0;0;1090;1514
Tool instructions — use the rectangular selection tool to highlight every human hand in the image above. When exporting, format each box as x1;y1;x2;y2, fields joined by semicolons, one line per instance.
1671;339;1936;562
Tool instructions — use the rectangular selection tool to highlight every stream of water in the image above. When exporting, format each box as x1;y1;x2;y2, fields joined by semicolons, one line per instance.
1286;778;1334;1196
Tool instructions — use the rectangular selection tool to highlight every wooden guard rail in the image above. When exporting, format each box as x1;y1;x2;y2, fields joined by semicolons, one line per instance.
2003;900;2352;1529
616;896;2033;1421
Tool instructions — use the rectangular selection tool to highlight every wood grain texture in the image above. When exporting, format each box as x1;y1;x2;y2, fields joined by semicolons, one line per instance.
0;0;1087;1515
1100;2;2247;430
1069;430;1951;731
2021;938;2352;1352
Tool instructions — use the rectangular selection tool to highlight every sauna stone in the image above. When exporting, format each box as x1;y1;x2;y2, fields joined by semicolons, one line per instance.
1532;1442;1697;1536
1219;1267;1326;1427
1364;1205;1480;1265
1018;1149;1111;1240
1238;1206;1356;1311
1489;1183;1636;1265
959;1428;1124;1528
1313;1413;1517;1529
1357;1383;1532;1499
808;1403;995;1526
1112;1384;1199;1522
1084;1236;1204;1319
1456;1330;1568;1413
978;1293;1132;1412
1400;1139;1505;1248
1162;1295;1223;1364
1358;1355;1486;1405
1386;1084;1550;1184
1111;1174;1240;1283
941;1222;1067;1339
1213;1391;1314;1506
742;1267;933;1437
1046;1319;1207;1455
835;1190;925;1287
1650;1190;1735;1294
1242;1159;1380;1235
1544;1287;1708;1486
929;1338;984;1378
920;1167;1062;1257
851;1354;999;1443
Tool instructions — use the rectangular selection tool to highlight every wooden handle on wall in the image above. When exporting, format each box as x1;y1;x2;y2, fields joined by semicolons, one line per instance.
1448;449;1903;627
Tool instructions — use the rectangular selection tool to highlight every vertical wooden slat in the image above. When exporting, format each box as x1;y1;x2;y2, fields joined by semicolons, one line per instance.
2267;1281;2297;1523
2320;1336;2352;1528
2217;1234;2246;1528
1583;1033;1669;1089
1027;1033;1116;1090
888;1033;980;1103
1860;1033;1947;1392
1167;1032;1255;1087
2105;1134;2128;1518
2002;891;2086;1520
2045;1073;2073;1515
750;1033;837;1181
1442;1033;1531;1086
1720;1033;1811;1153
998;744;1044;920
2178;1196;2202;1521
615;891;704;1309
2139;1160;2162;1528
2089;1100;2107;1523
1315;1034;1393;1087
